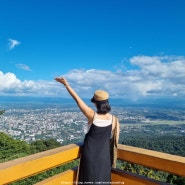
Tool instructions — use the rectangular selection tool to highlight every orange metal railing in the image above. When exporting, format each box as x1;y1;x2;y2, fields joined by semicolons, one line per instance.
0;144;185;185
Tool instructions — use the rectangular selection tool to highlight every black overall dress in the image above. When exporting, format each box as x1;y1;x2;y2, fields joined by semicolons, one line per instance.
78;115;112;184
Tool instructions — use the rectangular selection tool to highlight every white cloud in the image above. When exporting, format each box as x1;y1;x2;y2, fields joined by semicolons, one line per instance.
16;64;32;71
1;55;185;100
0;71;71;98
8;38;21;50
60;56;185;99
0;71;32;95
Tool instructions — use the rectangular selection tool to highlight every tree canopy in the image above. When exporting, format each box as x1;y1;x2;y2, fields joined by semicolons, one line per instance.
0;110;5;115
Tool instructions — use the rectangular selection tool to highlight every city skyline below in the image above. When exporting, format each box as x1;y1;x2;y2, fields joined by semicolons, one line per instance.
1;97;185;143
0;0;185;101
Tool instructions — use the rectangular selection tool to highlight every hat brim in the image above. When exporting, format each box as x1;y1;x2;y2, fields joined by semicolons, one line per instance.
91;97;96;103
91;97;109;104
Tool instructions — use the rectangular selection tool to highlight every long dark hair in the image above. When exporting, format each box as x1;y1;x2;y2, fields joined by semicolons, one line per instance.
96;102;111;114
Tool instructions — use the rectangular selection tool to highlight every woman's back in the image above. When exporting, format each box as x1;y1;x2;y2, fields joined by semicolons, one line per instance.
54;77;119;184
79;113;113;184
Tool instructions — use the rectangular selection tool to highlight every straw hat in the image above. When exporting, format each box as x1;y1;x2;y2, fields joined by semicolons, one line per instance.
91;90;109;103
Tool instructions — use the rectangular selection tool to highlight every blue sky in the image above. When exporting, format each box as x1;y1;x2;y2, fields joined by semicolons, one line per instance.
0;0;185;101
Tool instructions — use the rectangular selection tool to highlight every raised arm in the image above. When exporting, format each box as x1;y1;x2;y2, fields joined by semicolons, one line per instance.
55;77;94;122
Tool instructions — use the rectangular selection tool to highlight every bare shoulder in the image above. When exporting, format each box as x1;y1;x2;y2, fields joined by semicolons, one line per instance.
84;106;95;123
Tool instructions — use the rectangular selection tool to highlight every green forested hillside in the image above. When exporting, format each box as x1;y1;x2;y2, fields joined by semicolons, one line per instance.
0;132;61;162
121;134;185;157
0;132;31;162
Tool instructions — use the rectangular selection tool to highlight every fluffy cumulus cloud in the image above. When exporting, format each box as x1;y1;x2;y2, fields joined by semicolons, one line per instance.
1;55;185;100
61;55;185;100
0;71;57;96
128;56;185;97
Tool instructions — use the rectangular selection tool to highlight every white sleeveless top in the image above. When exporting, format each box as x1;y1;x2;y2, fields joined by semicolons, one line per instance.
93;119;112;127
87;113;113;134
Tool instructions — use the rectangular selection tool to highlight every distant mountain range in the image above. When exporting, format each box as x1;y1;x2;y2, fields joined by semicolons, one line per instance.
1;96;185;109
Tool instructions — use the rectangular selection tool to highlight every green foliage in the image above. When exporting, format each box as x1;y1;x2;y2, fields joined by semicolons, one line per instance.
30;138;61;153
117;160;168;182
0;133;61;162
117;159;185;184
0;110;5;115
167;174;185;185
121;133;185;156
0;132;31;162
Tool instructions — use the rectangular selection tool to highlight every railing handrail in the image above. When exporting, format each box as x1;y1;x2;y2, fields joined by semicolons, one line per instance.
0;144;81;184
0;144;185;184
118;144;185;177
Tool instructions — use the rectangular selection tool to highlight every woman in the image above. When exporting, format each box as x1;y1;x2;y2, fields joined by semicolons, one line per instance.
55;77;120;184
